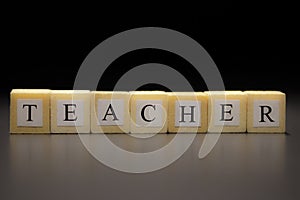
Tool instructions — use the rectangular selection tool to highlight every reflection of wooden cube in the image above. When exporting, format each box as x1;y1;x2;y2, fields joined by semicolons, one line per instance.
130;91;168;133
10;89;50;134
51;90;90;133
206;91;247;133
91;91;130;133
246;91;286;133
168;92;208;133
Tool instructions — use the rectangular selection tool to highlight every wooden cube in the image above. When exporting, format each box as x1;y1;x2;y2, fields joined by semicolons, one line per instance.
168;92;208;133
10;89;50;134
51;90;90;133
245;91;286;133
130;91;168;133
205;91;247;132
91;91;130;133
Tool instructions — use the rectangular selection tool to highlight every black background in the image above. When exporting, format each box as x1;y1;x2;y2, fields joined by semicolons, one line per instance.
1;2;299;93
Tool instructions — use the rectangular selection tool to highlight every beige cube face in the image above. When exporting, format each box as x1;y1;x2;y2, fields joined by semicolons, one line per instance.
168;92;208;133
91;91;130;133
51;90;90;133
246;91;286;133
10;89;50;134
206;91;247;133
130;91;168;133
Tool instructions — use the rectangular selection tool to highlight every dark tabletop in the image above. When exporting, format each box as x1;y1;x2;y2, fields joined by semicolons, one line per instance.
1;93;300;200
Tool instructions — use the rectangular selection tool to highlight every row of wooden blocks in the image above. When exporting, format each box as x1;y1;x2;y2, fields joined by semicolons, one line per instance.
10;89;286;134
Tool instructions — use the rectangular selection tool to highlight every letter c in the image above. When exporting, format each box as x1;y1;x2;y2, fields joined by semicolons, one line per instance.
141;104;156;122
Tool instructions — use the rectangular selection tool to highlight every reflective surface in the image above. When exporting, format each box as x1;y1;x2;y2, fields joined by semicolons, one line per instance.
1;94;300;200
